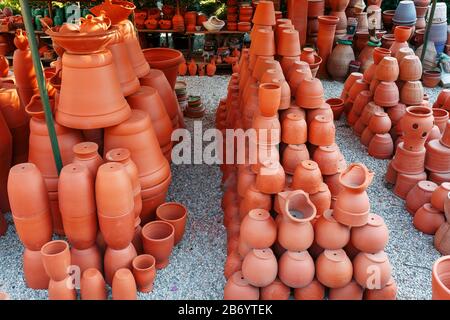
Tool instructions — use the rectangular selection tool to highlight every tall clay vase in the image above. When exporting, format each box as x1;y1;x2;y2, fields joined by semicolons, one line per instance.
0;112;11;213
334;163;374;227
156;202;188;245
8;163;52;251
112;268;137;300
287;0;308;46
58;164;98;250
141;220;175;269
132;254;156;293
317;16;340;78
72;142;104;176
80;268;107;300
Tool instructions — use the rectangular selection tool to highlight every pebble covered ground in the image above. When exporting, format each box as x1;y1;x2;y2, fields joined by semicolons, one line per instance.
0;75;444;300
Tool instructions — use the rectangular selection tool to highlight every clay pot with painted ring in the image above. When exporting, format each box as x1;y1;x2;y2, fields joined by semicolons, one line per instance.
292;160;323;194
413;203;445;235
315;249;353;288
240;209;276;249
80;268;107;300
224;271;259;300
314;209;350;250
242;248;278;287
132;254;156;293
156;202;187;245
278;250;315;288
281;113;307;144
405;180;437;215
41;240;71;281
351;213;389;253
353;251;392;289
141;220;175;269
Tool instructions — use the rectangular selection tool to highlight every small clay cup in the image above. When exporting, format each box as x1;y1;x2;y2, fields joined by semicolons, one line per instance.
156;202;188;245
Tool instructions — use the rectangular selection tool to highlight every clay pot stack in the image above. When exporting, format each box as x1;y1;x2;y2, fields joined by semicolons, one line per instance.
217;2;396;300
306;0;324;45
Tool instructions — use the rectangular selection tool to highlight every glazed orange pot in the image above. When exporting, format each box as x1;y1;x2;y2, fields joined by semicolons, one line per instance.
292;160;323;194
242;248;278;287
308;115;335;146
156;202;187;245
142;220;175;269
278;250;315;288
80;268;107;300
112;268;137;300
294;278;325;300
58;164;98;250
23;248;50;289
314;209;350;250
240;209;276;249
72;142;104;176
353;251;392;289
41;240;71;281
132;254;156;293
334;163;373;227
224;271;259;300
103;243;137;285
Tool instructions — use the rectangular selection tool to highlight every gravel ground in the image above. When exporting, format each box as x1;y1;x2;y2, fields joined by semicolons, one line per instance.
0;75;444;300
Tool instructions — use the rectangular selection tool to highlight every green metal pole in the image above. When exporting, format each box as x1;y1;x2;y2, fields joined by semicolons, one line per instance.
421;0;437;63
18;0;63;174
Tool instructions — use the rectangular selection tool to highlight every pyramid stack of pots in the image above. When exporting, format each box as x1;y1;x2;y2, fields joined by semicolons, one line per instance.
216;1;397;300
4;3;189;300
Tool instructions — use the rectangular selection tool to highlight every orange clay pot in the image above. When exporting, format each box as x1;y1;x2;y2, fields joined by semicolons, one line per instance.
80;268;107;300
313;144;340;175
308;115;335;146
224;251;242;280
255;160;285;194
48;277;76;300
432;109;449;133
296;78;325;109
351;90;373;116
316;249;353;288
368;133;394;159
277;29;301;56
329;280;363;300
373;81;399;107
391;142;426;174
250;29;276;56
240;209;276;249
142;220;175;269
317;16;340;78
224;271;259;300
306;103;333;125
260;278;290;300
375;57;399;82
399;55;422;81
431;183;450;212
360;127;375;147
334;163;374;227
300;47;316;65
288;69;312;95
242;248;278;287
364;276;398;300
237;165;256;198
400;80;424;105
103;243;137;285
23;248;50;289
292;160;323;194
41;240;71;281
373;47;392;65
112;268;137;300
72;142;104;176
353;251;392;289
278;250;315;288
281;113;307;145
310;183;332;216
351;213;389;253
281;144;310;175
119;19;150;78
132;254;156;293
314;209;350;250
156;202;187;245
368;112;392;134
253;0;276;25
8;163;52;250
413;203;445;235
239;184;272;218
394;171;428;199
58;164;97;249
259;83;281;117
294;278;325;300
401;106;433;151
70;245;102;274
432;256;450;300
425;139;450;173
278;190;317;251
405;180;438;215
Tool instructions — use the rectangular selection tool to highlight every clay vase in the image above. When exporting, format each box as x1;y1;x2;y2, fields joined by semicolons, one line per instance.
80;268;107;300
351;213;389;253
71;245;102;274
364;276;398;300
259;83;281;117
260;278;290;300
132;254;156;293
292;160;323;194
112;268;137;300
405;180;438;215
317;16;340;78
434;222;450;255
72;142;104;176
413;203;445;235
432;256;450;299
224;271;259;300
294;278;325;300
103;243;137;285
278;190;317;251
105;148;142;219
281;144;310;175
329;280;363;300
41;240;71;281
431;183;450;212
314;209;350;250
309;115;335;146
334;163;374;227
23;248;50;289
328;40;355;81
156;202;187;245
401;106;433;151
125;85;173;155
96;162;135;250
48;278;77;300
278;250;315;288
242;248;278;287
58;164;98;249
141;220;175;269
8;163;52;250
315;249;353;288
353;251;392;289
255;160;285;194
240;209;276;249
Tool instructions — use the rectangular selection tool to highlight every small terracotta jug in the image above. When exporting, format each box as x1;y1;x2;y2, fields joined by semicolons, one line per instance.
188;59;197;76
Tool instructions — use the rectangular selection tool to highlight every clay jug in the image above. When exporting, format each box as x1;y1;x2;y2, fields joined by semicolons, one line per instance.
207;58;217;77
328;39;355;81
72;142;104;176
334;163;374;227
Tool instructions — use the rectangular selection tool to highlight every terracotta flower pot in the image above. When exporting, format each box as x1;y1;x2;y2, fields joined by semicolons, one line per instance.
80;268;107;300
399;55;422;81
240;209;276;249
258;83;281;117
317;16;339;78
316;249;353;288
309;115;335;146
353;251;392;289
23;248;50;289
260;278;290;300
48;277;76;300
250;29;276;56
309;183;332;216
401;106;433;151
281;144;310;175
387;103;406;125
425;139;450;173
351;90;373;116
277;29;301;56
314;209;350;250
373;47;392;65
364;276;398;300
255;160;285;194
391;142;426;174
252;114;281;146
405;180;437;215
71;245;102;274
132;254;156;293
422;70;441;88
432;108;449;133
281;113;307;145
373;81;399;107
434;222;450;255
368;133;394;159
432;256;450;299
141;220;175;269
401;80;424;105
394;171;428;199
351;213;389;253
142;48;185;89
368;112;392;134
431;183;450;212
292;160;323;194
41;240;71;281
103;243;137;285
306;103;333;125
241;248;278;287
293;278;325;300
278;250;315;288
327;98;345;120
413;203;445;235
156;202;187;245
72;142;104;176
334;163;374;227
375;57;399;82
313;144;341;175
224;271;259;300
296;78;325;109
112;268;137;300
329;280;363;300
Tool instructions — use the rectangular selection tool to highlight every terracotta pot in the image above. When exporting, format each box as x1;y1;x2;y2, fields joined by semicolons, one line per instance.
142;48;185;89
255;160;285;194
260;278;290;300
258;83;281;117
277;190;316;251
351;213;389;253
314;209;350;250
368;112;392;134
281;113;307;145
360;127;375;147
364;276;398;300
329;280;363;300
252;114;281;146
399;55;422;81
72;142;104;176
306;103;333;125
425;139;450;173
282;144;310;175
224;251;242;280
413;203;445;235
239;183;272;218
387;103;406;125
80;268;106;300
400;80;424;105
433;108;449;133
156;202;187;245
240;209;276;249
241;248;278;287
316;249;353;288
309;183;332;216
59;164;98;249
278;250;315;288
391;142;426;174
300;48;316;64
353;251;392;289
394;25;412;42
375;57;399;82
434;222;450;255
373;81;399;107
343;72;363;96
405;180;437;215
327;98;345;120
252;0;276;26
8;163;52;250
351;90;372;116
373;47;392;65
277;29;301;56
250;29;276;56
296;78;324;109
432;256;450;299
328;40;355;81
71;245;102;274
313;144;340;175
394;171;428;199
334;163;374;227
429;171;450;186
309;115;335;146
292;160;323;194
293;278;325;300
224;271;259;300
112;268;137;300
431;183;450;212
132;254;156;293
317;16;339;78
142;220;174;269
401;106;433;151
41;240;71;281
23;248;50;289
48;278;76;300
422;70;441;88
103;243;137;285
368;133;394;159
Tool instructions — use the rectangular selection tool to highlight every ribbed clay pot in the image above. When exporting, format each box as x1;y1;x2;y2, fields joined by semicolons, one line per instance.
351;213;389;253
316;249;353;288
296;78;325;109
141;220;175;269
373;81;399;107
375;57;399;82
242;248;278;287
132;254;156;293
80;268;107;300
368;133;394;159
401;80;424;105
278;250;315;288
240;209;276;249
399;55;422;81
353;251;392;289
314;209;350;250
224;271;259;300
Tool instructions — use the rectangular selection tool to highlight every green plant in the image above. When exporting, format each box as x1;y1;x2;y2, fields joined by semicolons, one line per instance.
0;0;21;14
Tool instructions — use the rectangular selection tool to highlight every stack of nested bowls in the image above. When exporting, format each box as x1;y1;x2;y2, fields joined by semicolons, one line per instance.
175;81;188;113
184;95;205;118
392;0;417;29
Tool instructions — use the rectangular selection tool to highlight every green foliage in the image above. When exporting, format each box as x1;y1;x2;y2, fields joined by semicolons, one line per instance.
0;0;21;14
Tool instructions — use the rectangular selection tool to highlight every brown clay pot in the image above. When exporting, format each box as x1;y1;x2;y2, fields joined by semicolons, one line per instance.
293;278;325;300
72;142;104;176
224;271;259;300
413;203;445;235
351;213;389;253
281;113;307;145
292;160;323;194
316;249;353;288
80;268;107;300
329;280;363;300
260;278;290;300
278;250;315;288
405;180;438;215
112;268;137;300
132;254;156;293
156;202;187;245
41;240;71;281
314;209;350;250
240;209;276;249
23;248;50;289
353;251;392;289
141;220;175;269
242;248;278;287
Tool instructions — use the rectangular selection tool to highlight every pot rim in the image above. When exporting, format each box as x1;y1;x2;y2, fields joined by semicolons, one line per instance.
405;105;433;118
41;240;69;257
432;256;450;296
339;163;374;191
132;254;156;271
142;47;185;69
156;202;187;222
142;220;175;242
